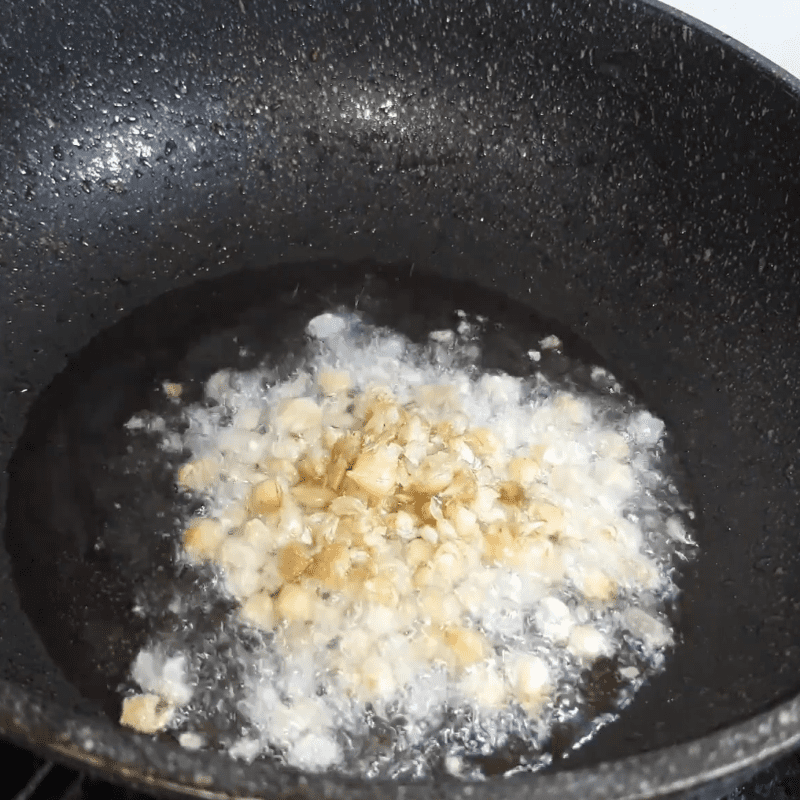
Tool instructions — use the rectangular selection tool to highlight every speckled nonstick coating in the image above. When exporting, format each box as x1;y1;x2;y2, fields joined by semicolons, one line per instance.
0;0;799;797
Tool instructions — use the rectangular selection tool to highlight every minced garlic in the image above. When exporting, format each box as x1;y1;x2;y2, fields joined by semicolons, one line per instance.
121;311;693;776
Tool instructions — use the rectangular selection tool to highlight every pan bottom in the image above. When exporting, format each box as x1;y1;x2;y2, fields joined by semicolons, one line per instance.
5;261;694;779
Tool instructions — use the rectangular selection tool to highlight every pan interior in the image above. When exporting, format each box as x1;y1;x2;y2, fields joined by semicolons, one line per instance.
5;261;695;777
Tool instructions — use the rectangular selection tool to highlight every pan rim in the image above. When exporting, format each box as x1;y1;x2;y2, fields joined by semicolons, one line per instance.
1;677;799;799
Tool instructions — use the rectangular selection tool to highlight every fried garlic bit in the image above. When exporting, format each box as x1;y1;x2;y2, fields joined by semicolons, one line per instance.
120;693;176;734
173;369;638;711
163;381;183;399
178;458;219;492
183;518;225;561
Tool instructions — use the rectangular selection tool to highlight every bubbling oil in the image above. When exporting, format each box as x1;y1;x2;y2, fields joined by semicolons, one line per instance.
116;270;695;780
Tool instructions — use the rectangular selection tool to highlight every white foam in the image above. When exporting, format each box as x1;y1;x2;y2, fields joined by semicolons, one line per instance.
131;649;193;706
123;310;695;777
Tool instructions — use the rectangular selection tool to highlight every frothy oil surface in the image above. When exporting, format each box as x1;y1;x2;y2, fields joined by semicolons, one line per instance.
119;311;694;778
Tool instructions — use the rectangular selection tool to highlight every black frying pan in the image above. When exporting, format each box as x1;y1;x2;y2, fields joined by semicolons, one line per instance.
1;0;800;797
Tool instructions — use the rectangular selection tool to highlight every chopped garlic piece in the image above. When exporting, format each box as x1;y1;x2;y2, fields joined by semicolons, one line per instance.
307;312;348;339
348;445;401;497
318;369;353;396
178;731;205;750
444;626;489;669
623;607;673;649
359;655;396;697
459;663;507;709
540;335;562;350
240;591;275;630
568;625;613;660
275;584;315;622
183;519;224;562
535;597;573;643
276;397;323;436
234;407;262;430
178;458;219;492
120;693;175;734
574;566;618;603
506;654;551;711
163;382;183;398
248;479;283;515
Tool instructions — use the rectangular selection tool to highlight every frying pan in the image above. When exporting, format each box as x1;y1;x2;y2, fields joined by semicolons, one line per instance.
1;0;800;796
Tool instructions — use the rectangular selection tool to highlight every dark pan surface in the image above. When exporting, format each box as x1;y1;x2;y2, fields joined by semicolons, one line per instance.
1;0;800;796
